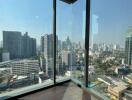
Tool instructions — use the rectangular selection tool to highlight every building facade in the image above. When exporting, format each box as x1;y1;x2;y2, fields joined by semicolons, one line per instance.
11;59;39;76
125;36;132;65
3;31;36;60
0;48;3;62
21;32;36;58
41;34;54;76
61;50;76;68
41;34;54;58
3;31;22;59
2;52;10;62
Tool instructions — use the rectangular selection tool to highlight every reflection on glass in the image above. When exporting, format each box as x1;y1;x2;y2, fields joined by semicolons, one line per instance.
89;0;132;100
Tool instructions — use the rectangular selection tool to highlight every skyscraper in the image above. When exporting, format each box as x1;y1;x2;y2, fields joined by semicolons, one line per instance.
41;34;54;76
61;37;72;50
3;31;22;59
61;50;76;68
0;41;3;48
2;52;10;61
0;48;3;62
3;31;36;60
41;34;54;58
41;34;61;76
125;36;132;65
22;32;36;58
30;38;37;57
66;36;72;50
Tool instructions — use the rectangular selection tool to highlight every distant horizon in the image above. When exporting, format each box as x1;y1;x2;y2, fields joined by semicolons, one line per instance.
0;30;84;47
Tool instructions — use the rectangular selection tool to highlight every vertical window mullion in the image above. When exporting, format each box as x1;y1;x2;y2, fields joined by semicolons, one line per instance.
85;0;90;87
53;0;57;84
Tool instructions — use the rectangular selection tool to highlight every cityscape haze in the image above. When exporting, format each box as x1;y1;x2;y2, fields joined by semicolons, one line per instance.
0;0;132;100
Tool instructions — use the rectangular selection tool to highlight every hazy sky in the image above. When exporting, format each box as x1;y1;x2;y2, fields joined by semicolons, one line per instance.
91;0;132;47
0;0;132;47
0;0;85;45
0;0;53;44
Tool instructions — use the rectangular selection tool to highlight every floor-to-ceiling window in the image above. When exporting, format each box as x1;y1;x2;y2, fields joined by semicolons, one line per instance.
0;0;54;98
89;0;132;99
56;0;86;84
56;0;73;82
71;0;86;84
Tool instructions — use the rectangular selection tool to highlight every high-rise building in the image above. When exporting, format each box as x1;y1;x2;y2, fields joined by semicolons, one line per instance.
0;41;3;48
3;31;22;59
56;55;63;75
2;52;10;62
41;34;60;76
22;32;36;58
41;34;54;76
3;31;36;60
40;56;46;72
30;38;36;57
61;50;76;68
41;34;54;58
125;36;132;65
0;48;3;62
57;40;61;52
66;36;72;50
62;41;67;50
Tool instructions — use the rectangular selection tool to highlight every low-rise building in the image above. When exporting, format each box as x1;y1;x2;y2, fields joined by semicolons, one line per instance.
107;85;128;100
98;76;113;85
11;59;39;76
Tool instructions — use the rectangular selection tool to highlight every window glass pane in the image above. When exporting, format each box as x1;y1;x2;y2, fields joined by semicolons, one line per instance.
56;0;73;81
0;0;53;96
72;0;86;84
56;0;86;84
89;0;132;99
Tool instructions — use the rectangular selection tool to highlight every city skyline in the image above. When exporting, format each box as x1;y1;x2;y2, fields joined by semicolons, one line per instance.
0;1;132;100
3;31;36;59
1;0;132;47
0;0;85;44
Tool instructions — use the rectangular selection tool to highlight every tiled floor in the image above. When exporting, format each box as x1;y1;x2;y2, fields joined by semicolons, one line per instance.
15;82;91;100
